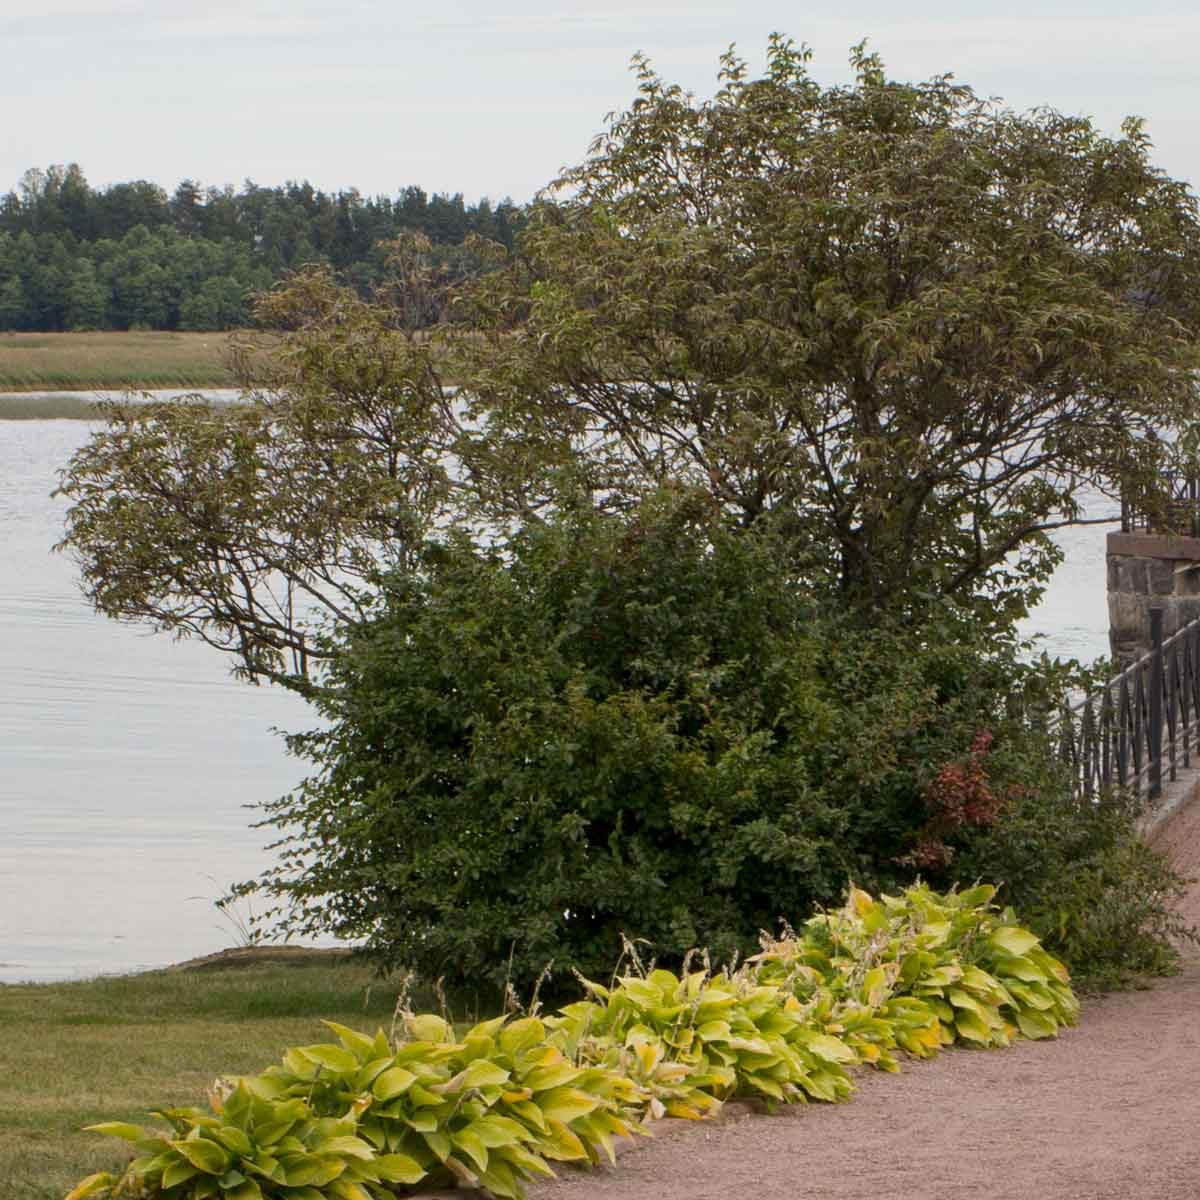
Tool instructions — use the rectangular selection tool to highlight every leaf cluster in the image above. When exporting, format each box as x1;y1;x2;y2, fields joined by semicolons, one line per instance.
69;883;1078;1200
246;492;1066;991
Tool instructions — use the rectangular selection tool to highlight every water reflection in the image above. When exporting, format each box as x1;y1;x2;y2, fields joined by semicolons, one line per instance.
1;416;312;983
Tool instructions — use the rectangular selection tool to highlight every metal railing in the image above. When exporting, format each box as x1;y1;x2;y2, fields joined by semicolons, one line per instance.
1122;473;1200;537
1056;609;1200;803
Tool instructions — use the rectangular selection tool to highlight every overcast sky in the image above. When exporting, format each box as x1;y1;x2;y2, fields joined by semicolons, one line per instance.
4;0;1198;204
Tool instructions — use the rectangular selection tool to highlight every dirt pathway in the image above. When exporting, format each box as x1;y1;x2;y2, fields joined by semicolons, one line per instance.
525;796;1200;1200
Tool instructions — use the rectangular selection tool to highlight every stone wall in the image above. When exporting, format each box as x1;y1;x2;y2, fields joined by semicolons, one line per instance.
1107;532;1200;663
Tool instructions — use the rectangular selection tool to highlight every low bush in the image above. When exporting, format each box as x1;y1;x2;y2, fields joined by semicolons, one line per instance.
68;883;1079;1200
951;790;1197;990
242;492;1163;996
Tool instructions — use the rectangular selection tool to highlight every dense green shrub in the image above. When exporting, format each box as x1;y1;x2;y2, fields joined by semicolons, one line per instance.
951;789;1196;989
244;492;1117;993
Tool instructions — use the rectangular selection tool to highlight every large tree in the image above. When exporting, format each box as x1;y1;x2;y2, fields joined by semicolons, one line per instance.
57;38;1200;686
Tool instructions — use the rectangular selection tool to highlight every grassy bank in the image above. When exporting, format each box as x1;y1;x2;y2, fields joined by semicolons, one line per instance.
0;332;238;392
0;954;407;1199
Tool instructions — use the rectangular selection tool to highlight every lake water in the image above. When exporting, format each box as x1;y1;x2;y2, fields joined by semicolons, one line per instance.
0;395;1118;984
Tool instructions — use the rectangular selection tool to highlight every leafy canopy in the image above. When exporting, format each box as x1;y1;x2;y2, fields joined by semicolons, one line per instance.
56;38;1200;686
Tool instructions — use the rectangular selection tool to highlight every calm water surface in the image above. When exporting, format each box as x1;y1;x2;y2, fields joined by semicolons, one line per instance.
0;400;1117;983
1;411;313;983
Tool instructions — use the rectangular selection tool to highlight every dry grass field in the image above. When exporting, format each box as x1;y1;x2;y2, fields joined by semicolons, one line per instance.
0;331;238;392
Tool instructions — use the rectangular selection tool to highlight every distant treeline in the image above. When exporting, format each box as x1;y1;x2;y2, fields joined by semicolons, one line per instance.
0;164;526;333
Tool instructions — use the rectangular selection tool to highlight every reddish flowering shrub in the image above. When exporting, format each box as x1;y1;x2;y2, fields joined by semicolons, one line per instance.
901;730;1004;869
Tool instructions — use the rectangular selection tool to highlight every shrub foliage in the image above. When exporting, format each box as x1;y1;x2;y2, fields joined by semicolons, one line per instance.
245;494;1182;993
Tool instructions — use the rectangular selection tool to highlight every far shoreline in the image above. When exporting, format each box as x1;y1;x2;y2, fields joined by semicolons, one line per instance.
0;329;239;394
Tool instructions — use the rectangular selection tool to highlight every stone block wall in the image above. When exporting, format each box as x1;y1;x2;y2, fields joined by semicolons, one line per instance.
1107;532;1200;663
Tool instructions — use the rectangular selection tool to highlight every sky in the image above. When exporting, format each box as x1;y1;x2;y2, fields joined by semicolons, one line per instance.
3;0;1199;205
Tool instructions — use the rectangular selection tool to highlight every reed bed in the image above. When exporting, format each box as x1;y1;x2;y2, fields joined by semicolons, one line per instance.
0;331;238;392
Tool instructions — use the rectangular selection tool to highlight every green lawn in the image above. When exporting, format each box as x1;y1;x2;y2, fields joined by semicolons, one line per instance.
0;956;411;1199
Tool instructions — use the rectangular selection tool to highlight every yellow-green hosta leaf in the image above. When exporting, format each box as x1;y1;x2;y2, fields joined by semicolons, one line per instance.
742;1073;785;1100
991;955;1047;983
353;1055;393;1091
250;1119;296;1148
322;1022;378;1062
326;1180;372;1200
989;927;1041;958
373;1152;427;1185
170;1137;231;1175
85;1122;147;1143
318;1136;375;1160
161;1158;200;1189
802;1034;858;1066
508;1099;548;1132
212;1126;254;1158
467;1014;510;1041
422;1129;452;1161
297;1044;359;1075
404;1014;454;1043
459;1059;512;1089
468;1115;528;1149
946;988;991;1020
523;1060;580;1092
451;1127;490;1174
64;1172;117;1200
477;1157;521;1199
499;1142;557;1178
539;1118;588;1162
224;1180;263;1200
797;1070;845;1103
1016;1009;1059;1040
917;964;962;989
1006;981;1054;1011
500;1017;546;1058
1028;947;1072;984
956;884;997;908
277;1154;345;1188
537;1086;604;1124
372;1065;417;1101
953;1009;993;1045
243;1154;284;1184
693;995;738;1024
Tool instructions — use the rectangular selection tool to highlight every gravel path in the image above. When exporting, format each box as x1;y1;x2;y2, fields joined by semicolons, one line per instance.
524;792;1200;1200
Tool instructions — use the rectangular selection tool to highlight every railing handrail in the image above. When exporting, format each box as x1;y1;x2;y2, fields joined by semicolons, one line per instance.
1063;613;1198;723
1050;610;1200;804
1122;470;1200;537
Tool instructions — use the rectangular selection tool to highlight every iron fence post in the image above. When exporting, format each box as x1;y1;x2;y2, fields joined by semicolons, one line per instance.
1149;607;1164;801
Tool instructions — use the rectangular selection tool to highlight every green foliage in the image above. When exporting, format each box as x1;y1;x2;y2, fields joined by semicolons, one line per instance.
58;39;1200;679
71;1088;412;1200
247;493;1068;991
952;790;1198;989
51;39;1200;1007
0;164;523;333
69;885;1079;1200
783;884;1079;1047
72;1012;643;1200
551;968;856;1113
463;36;1200;627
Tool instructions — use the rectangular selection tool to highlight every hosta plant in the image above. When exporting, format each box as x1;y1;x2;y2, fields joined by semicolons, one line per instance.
550;967;856;1114
249;1013;643;1197
66;883;1079;1200
65;1083;424;1200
